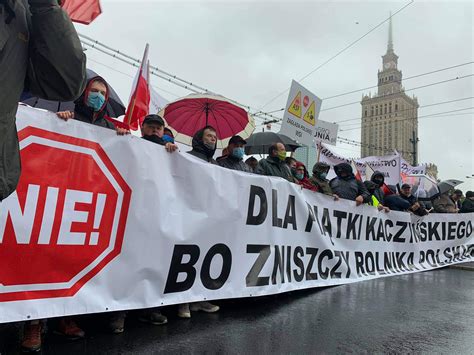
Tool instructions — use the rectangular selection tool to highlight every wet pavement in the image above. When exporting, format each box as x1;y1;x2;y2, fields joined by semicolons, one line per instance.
1;267;473;354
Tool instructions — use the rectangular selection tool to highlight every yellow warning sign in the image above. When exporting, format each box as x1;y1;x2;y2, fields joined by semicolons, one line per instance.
303;101;316;126
288;91;302;118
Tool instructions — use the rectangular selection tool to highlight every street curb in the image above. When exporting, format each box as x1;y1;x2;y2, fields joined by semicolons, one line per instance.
449;262;474;271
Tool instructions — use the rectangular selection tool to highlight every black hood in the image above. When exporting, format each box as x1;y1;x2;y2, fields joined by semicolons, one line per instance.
191;126;217;159
74;76;110;121
334;163;354;180
371;171;385;186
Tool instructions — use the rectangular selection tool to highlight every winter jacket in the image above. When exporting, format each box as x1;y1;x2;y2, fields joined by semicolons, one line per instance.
400;194;428;216
330;163;370;202
310;175;333;195
460;199;474;213
255;156;293;182
433;193;458;213
330;177;371;202
0;0;86;200
218;155;252;173
384;194;411;212
72;76;115;130
187;127;218;164
370;171;386;205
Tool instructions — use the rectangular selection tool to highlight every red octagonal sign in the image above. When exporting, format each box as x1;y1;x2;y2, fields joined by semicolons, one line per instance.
0;127;131;302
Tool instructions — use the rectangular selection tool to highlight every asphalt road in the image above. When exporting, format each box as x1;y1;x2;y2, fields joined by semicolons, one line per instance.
1;267;473;354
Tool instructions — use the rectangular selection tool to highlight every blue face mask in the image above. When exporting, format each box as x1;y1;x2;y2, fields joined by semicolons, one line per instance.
232;147;245;159
295;173;304;180
320;172;328;179
87;91;106;111
163;135;174;143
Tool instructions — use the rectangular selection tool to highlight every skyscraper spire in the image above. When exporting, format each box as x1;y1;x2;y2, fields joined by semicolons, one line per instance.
387;12;394;53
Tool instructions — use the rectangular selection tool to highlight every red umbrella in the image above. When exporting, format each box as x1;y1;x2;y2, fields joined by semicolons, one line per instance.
61;0;102;25
159;94;256;149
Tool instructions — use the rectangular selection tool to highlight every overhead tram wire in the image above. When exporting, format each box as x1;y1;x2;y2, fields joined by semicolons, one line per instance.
80;34;470;129
256;106;473;154
256;83;474;125
338;96;474;126
254;62;474;120
255;0;415;112
339;106;474;132
79;33;213;94
86;57;182;98
322;61;473;101
321;74;474;112
81;40;202;94
81;38;264;114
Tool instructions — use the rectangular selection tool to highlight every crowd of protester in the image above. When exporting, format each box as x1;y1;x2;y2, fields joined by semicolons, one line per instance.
1;4;472;350
17;80;474;349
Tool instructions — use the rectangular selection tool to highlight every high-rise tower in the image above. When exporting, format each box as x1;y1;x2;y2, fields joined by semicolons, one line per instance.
361;15;419;164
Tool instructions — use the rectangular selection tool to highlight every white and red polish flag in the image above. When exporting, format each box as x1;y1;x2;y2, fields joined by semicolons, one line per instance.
123;44;151;131
351;160;362;181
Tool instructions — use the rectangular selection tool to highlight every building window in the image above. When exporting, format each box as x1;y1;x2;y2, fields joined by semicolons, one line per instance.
365;110;367;117
395;104;398;111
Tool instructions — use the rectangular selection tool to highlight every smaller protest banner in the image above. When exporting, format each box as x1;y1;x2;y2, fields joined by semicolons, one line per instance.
280;80;323;147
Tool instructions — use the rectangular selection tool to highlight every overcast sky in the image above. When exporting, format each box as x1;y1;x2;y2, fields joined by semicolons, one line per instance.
77;0;473;190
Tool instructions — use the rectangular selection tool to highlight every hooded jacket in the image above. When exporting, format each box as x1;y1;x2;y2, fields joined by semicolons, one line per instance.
73;76;115;130
0;0;86;200
330;163;371;202
187;127;218;164
310;162;333;196
255;155;293;182
295;162;316;191
370;171;386;205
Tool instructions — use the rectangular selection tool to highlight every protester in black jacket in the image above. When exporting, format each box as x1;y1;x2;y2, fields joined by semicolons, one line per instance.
370;171;386;205
460;191;474;213
141;114;178;153
399;184;428;216
56;76;130;135
187;126;218;164
218;135;252;173
330;163;370;205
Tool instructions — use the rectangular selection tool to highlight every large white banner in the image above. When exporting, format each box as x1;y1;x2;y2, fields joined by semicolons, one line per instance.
0;106;472;323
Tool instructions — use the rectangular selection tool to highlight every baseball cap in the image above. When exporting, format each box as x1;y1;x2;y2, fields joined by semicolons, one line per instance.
401;183;411;189
142;114;165;126
229;135;247;145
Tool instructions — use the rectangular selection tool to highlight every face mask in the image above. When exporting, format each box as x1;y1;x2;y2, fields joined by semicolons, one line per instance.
277;151;286;161
163;135;174;143
295;173;304;180
204;141;216;150
86;91;106;111
291;167;297;175
232;147;245;159
319;172;328;179
374;178;383;185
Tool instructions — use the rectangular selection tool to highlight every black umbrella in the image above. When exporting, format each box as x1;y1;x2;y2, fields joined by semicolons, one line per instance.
244;131;302;155
20;69;126;118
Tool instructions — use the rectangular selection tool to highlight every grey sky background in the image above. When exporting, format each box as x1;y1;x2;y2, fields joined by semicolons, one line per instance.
76;0;474;190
